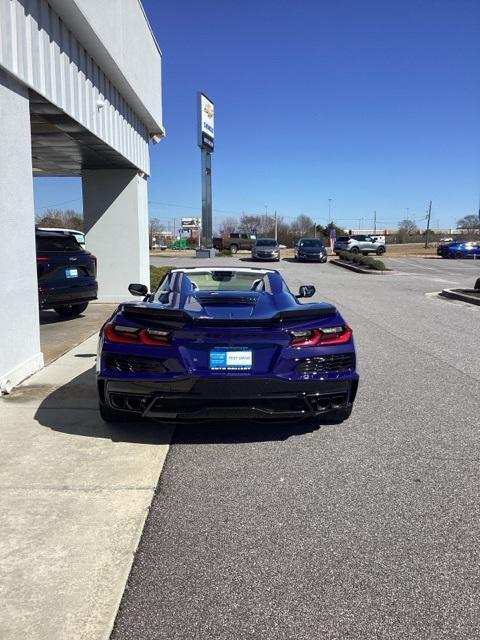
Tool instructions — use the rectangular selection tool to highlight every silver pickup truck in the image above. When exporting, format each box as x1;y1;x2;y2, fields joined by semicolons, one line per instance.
334;234;386;256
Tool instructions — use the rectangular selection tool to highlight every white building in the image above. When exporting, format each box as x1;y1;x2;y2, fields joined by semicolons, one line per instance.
0;0;164;392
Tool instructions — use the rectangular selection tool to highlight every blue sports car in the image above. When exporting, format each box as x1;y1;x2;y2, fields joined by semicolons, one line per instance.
437;241;480;259
97;267;358;423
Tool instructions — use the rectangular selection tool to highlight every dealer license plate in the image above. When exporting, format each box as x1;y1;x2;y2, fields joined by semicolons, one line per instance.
209;349;253;371
65;268;79;278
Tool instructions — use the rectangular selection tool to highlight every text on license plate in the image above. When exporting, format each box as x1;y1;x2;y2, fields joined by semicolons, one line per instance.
65;268;78;278
210;349;252;370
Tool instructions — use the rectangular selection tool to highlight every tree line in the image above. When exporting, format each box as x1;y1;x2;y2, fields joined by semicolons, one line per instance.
217;214;345;246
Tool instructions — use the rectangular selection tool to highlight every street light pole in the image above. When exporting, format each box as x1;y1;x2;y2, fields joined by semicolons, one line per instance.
328;198;332;223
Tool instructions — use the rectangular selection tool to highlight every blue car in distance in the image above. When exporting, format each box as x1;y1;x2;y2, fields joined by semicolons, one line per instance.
437;241;480;259
97;267;358;424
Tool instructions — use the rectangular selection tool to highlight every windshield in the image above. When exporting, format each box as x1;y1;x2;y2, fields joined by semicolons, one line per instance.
299;239;323;247
154;270;272;297
255;239;277;247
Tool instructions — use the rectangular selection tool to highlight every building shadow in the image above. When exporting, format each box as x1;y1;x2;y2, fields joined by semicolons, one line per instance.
33;366;339;445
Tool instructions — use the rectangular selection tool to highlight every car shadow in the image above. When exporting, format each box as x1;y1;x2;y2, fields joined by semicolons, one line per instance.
40;310;85;325
34;366;335;445
238;257;282;264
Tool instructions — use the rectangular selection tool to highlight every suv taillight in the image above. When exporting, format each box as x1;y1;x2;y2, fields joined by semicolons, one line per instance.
290;326;352;347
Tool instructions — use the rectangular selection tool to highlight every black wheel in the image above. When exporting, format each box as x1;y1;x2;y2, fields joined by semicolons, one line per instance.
350;247;360;254
454;251;463;259
474;277;480;290
294;255;298;260
376;246;386;256
98;402;136;424
276;257;280;262
54;302;89;317
230;244;239;254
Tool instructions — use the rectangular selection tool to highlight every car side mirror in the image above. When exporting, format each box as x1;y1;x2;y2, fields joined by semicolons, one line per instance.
128;283;149;296
297;285;315;298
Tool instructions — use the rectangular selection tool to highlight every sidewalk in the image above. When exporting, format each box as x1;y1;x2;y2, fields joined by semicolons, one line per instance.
0;335;173;640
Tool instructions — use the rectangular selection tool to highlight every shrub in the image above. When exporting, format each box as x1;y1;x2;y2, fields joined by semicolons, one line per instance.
337;251;387;271
150;265;172;290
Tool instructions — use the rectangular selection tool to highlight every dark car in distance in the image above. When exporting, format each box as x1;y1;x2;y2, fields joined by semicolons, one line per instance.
36;230;98;317
437;241;480;259
294;238;328;262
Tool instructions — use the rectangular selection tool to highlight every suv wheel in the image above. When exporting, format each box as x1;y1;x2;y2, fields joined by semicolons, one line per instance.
376;246;386;256
454;251;463;259
53;302;89;317
350;246;359;254
229;244;238;254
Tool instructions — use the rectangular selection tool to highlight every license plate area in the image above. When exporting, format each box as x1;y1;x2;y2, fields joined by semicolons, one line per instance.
65;268;79;278
210;348;252;371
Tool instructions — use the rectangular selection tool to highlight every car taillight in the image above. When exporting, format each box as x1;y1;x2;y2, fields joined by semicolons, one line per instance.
37;256;49;262
290;325;352;347
104;323;171;346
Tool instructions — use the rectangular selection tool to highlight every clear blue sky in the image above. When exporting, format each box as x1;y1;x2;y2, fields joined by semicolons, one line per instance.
34;0;480;231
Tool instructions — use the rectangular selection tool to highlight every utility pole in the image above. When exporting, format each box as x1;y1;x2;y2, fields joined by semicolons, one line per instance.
274;211;278;241
373;210;377;234
328;198;332;223
424;200;432;248
314;221;317;238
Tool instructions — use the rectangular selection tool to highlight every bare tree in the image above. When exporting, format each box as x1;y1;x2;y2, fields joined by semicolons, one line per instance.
218;216;238;236
457;214;480;234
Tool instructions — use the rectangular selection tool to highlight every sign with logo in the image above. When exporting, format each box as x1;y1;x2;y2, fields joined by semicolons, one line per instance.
181;217;200;229
198;92;214;151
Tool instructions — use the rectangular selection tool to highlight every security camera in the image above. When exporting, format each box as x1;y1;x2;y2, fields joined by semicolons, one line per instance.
150;128;166;144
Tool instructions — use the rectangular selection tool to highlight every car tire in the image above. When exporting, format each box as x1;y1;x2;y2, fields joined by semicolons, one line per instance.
474;277;480;290
229;244;239;254
294;255;298;260
53;302;89;317
376;246;386;256
98;402;136;424
350;247;359;254
454;251;463;259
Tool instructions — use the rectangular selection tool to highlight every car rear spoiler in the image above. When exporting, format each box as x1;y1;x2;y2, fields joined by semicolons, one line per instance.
120;302;337;327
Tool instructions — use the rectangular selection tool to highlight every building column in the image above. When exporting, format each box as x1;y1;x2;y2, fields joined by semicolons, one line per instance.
0;71;43;393
82;170;150;301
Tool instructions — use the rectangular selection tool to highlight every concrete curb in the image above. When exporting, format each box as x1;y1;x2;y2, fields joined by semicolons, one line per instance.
329;259;394;275
440;288;480;306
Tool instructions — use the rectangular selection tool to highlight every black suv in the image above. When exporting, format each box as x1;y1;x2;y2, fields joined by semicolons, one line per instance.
36;230;98;317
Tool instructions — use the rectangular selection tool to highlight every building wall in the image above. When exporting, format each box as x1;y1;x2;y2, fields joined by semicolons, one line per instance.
0;70;43;391
0;0;155;174
66;0;162;131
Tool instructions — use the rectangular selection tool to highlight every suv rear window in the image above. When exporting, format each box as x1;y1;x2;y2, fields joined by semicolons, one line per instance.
337;236;350;242
36;235;83;252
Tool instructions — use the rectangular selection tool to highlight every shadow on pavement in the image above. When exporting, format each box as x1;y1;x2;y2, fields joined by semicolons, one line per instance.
34;367;331;445
39;310;85;325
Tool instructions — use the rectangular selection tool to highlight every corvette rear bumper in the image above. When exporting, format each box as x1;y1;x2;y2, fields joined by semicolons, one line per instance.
99;375;359;420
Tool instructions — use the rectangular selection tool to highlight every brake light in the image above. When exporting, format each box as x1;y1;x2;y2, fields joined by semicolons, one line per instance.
37;256;49;262
290;325;352;347
104;323;171;346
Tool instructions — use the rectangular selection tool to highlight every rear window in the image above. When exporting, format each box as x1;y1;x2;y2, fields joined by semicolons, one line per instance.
36;235;83;252
337;236;350;242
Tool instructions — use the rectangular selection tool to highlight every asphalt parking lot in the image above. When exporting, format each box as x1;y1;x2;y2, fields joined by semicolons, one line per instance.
110;255;480;640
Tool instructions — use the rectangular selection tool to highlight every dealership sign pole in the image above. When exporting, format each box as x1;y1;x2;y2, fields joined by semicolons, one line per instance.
197;92;214;254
